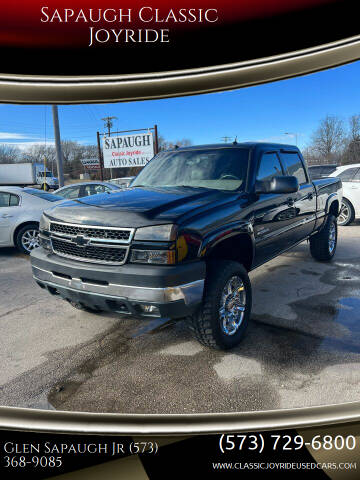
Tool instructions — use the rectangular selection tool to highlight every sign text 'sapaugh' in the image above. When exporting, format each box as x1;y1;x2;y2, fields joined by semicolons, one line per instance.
102;133;154;168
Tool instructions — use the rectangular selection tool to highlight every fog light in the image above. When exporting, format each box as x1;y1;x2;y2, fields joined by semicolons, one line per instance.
138;304;160;316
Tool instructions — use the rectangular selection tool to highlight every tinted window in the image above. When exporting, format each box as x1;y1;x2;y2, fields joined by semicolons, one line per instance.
23;188;62;202
308;167;321;180
256;152;283;182
280;152;307;184
9;194;20;206
58;186;81;199
308;166;322;180
337;167;359;182
0;192;20;207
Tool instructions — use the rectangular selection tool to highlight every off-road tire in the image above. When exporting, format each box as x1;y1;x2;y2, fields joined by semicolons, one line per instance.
15;223;40;254
188;260;252;350
338;198;355;226
310;214;337;261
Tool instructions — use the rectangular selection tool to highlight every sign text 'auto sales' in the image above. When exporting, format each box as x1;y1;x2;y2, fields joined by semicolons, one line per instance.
102;133;154;168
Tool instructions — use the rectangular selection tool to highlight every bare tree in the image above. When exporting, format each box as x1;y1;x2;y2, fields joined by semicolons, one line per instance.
310;115;345;162
342;115;360;164
0;144;21;163
349;114;360;141
158;135;192;151
302;146;322;166
22;144;56;163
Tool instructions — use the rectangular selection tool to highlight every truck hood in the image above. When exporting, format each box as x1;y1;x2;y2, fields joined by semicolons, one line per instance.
44;186;242;228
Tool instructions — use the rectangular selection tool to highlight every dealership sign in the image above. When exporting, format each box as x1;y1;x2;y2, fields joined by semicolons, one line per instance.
80;158;100;170
102;133;154;168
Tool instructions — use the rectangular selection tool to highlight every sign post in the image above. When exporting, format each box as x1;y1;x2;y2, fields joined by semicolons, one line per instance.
96;131;104;181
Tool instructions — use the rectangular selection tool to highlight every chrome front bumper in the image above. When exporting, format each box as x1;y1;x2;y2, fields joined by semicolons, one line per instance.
30;246;206;318
32;265;204;306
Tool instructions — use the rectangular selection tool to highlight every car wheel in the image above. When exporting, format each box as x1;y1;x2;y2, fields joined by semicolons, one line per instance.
41;183;50;191
309;214;338;261
188;260;252;350
15;223;40;254
338;198;355;226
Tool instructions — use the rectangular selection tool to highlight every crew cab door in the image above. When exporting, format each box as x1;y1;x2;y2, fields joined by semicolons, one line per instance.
279;150;317;243
252;151;299;265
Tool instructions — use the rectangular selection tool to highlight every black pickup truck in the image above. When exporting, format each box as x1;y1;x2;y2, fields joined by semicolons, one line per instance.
31;143;342;350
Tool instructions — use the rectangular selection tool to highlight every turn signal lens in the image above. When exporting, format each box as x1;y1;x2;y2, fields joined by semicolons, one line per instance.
130;249;176;265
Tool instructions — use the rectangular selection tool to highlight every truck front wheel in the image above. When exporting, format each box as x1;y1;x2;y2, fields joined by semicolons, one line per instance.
309;214;337;261
188;260;252;350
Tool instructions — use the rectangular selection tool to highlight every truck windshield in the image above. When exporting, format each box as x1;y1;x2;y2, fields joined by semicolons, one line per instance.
38;172;53;177
132;148;249;191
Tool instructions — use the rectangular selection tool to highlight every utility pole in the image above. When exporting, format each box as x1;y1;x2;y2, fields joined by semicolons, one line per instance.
102;116;117;136
52;105;65;187
97;131;104;181
102;116;117;179
284;132;298;146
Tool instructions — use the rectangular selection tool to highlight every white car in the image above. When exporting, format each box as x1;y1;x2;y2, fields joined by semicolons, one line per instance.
54;181;121;199
329;164;360;225
0;186;63;254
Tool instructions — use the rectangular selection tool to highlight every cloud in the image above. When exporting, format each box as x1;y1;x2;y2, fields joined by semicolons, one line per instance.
7;141;56;151
0;132;41;140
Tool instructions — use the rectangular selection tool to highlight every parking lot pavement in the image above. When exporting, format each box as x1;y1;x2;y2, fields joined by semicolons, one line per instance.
1;223;360;413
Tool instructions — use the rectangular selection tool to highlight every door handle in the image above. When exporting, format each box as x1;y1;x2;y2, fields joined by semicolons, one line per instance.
287;197;294;207
1;214;13;218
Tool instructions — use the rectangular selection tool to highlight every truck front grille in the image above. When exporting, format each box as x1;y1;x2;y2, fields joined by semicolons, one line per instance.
50;222;132;242
51;238;128;265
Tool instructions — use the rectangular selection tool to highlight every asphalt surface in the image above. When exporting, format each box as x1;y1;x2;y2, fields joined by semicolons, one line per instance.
1;223;360;414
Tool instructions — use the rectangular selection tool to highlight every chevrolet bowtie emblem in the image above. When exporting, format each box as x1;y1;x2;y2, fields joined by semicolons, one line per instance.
73;235;90;247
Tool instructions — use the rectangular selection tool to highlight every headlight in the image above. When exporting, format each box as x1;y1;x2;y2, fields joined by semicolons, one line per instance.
130;249;176;265
39;214;50;231
134;224;177;241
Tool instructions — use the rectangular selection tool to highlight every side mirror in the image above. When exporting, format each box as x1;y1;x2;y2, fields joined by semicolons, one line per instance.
255;176;299;194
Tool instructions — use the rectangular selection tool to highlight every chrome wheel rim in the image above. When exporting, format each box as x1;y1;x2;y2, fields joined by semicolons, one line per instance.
338;202;350;225
328;222;336;254
21;229;39;252
219;275;246;336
